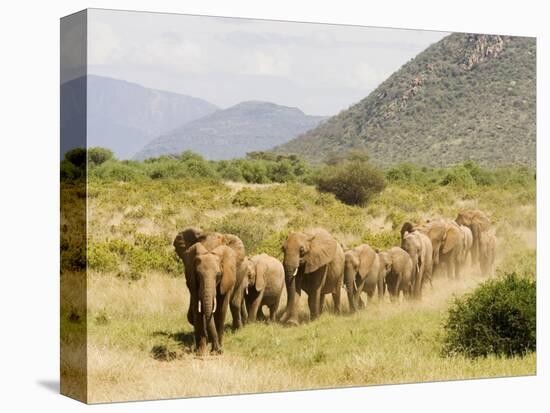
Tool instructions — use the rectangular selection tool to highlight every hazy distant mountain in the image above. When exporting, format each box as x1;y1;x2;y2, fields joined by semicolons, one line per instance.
277;34;536;167
134;101;327;160
61;75;219;159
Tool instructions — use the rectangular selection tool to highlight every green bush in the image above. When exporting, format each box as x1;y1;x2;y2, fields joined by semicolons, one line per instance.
60;159;83;181
443;273;536;358
315;160;386;206
64;147;87;167
88;147;114;165
440;165;477;190
90;160;145;182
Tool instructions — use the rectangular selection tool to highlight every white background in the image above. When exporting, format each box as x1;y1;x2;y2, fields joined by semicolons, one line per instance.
0;0;547;411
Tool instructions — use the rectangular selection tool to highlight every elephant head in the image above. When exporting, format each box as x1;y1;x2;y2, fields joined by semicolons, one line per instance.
173;227;203;262
282;228;338;321
246;256;267;292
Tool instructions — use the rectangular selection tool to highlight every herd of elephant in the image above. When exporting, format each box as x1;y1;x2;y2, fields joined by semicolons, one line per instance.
172;209;496;355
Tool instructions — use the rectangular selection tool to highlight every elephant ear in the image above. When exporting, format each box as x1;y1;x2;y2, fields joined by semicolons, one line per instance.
305;229;337;273
222;234;246;266
216;245;237;295
358;246;376;278
173;227;202;260
442;224;461;254
254;256;267;291
182;242;206;289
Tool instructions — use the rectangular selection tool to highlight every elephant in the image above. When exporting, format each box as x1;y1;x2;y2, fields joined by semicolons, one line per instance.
343;244;382;312
479;231;496;277
401;229;433;299
280;228;345;325
458;225;473;267
179;239;237;355
243;253;285;322
402;220;464;280
455;209;491;266
378;247;413;302
173;229;249;347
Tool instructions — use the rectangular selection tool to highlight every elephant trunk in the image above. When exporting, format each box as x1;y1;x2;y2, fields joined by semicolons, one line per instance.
282;267;300;325
344;264;357;312
199;276;217;322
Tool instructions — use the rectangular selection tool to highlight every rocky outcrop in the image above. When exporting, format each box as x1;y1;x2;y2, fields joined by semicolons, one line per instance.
460;35;507;71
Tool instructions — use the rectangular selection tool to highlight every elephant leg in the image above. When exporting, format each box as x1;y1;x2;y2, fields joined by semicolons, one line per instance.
247;290;263;323
345;281;356;313
241;299;248;325
308;288;322;320
268;303;278;322
353;277;367;308
206;315;221;354
257;306;267;322
358;295;365;309
332;289;341;314
319;294;325;315
230;296;243;330
214;292;230;347
194;311;208;356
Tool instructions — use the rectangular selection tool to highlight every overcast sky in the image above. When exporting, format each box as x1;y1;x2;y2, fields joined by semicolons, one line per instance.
87;9;448;116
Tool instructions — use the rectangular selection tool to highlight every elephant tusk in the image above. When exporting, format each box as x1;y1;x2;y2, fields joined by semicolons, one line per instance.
245;287;249;295
292;268;298;277
198;300;202;313
353;280;357;291
212;297;217;313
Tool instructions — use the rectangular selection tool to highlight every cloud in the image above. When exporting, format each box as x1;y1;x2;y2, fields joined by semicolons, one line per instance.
86;9;449;115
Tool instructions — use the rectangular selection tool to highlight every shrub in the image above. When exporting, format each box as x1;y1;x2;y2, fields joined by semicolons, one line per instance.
443;273;536;358
440;165;477;190
64;147;87;167
88;147;114;165
91;160;145;182
315;161;386;206
60;159;83;181
211;211;274;254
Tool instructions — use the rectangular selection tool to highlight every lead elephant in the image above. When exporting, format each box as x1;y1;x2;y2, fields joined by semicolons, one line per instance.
455;209;491;266
379;247;413;302
479;231;496;277
343;244;382;313
174;229;249;353
401;229;433;299
280;228;345;325
244;253;285;322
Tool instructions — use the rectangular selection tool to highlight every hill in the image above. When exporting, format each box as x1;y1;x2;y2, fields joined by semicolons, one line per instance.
61;75;219;159
134;101;326;160
276;34;536;167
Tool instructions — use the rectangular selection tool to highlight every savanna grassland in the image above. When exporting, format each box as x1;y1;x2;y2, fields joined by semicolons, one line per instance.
60;155;536;403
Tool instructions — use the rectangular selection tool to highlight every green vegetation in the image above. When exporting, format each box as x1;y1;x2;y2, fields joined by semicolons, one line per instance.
444;273;536;358
61;147;536;402
314;155;386;206
277;34;536;168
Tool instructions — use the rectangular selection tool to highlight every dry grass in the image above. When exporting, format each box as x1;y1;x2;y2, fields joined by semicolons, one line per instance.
60;178;537;403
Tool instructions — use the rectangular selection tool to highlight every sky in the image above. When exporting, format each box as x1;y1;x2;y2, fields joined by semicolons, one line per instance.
86;9;448;116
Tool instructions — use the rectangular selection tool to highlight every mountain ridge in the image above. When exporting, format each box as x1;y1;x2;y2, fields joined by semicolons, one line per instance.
276;33;536;167
134;100;327;160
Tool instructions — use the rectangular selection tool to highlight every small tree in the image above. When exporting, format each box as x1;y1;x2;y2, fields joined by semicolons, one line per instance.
315;159;386;206
88;147;114;166
64;147;87;167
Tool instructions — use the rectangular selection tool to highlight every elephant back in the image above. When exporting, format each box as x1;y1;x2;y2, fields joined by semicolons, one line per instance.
456;209;491;232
